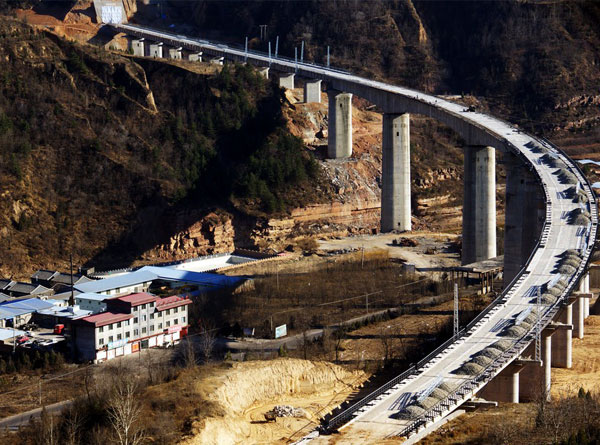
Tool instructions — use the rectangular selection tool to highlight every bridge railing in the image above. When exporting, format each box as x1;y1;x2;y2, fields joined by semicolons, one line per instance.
324;365;416;431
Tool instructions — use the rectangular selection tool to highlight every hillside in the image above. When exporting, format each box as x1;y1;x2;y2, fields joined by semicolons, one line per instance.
142;0;600;146
0;16;326;278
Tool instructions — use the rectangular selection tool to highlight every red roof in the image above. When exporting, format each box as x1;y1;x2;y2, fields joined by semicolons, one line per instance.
114;292;158;306
156;295;192;311
79;312;133;328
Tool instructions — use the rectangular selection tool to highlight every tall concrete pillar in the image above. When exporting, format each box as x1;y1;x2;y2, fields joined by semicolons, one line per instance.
279;73;295;89
479;362;522;403
188;52;203;62
132;38;145;57
573;295;585;339
381;113;411;232
304;79;322;103
503;154;545;285
552;305;573;368
258;67;269;79
462;145;496;265
168;47;182;60
520;328;553;401
327;90;353;159
149;42;163;58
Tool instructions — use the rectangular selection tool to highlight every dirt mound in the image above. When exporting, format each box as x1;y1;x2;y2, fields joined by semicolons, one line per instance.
183;358;367;445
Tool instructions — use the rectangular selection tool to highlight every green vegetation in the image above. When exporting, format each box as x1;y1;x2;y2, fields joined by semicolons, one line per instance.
0;17;323;274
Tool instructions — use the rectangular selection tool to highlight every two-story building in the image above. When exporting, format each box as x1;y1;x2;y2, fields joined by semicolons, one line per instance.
72;292;191;362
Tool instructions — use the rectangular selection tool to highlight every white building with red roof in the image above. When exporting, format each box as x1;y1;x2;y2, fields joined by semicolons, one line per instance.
72;292;191;362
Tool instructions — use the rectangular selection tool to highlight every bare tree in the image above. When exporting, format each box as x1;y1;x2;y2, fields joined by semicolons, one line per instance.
199;319;216;363
63;405;84;445
35;406;58;445
107;376;145;445
179;337;197;368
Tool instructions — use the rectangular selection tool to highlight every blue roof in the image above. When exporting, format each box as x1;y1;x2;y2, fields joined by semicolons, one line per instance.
139;266;245;288
0;298;54;319
74;267;245;294
74;270;157;294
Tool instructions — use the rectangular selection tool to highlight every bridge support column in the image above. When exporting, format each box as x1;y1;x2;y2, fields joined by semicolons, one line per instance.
210;56;224;65
188;52;203;62
573;293;592;339
462;145;496;265
168;47;182;60
479;362;522;403
279;73;295;90
131;38;145;57
149;42;163;58
381;113;411;232
327;90;353;159
579;273;591;318
503;154;545;285
304;79;322;103
520;328;553;402
552;305;573;368
258;67;270;79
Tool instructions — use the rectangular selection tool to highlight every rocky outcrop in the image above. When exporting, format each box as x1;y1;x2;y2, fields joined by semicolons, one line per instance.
155;211;235;259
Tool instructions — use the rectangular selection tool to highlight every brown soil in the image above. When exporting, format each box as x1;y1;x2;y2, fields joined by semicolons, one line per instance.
179;358;368;445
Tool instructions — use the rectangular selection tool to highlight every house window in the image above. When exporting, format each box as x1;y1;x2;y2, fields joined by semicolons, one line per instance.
158;323;163;330
134;329;139;336
99;326;104;333
108;324;113;330
182;316;186;323
166;309;170;315
150;325;154;332
99;338;104;345
142;315;147;322
108;336;114;343
142;327;146;334
117;322;121;328
126;331;130;338
124;320;129;326
173;318;178;325
133;317;138;324
117;334;122;340
174;307;178;313
166;321;170;327
150;313;154;320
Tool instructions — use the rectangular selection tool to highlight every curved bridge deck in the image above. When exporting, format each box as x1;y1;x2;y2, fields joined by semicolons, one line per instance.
109;23;597;441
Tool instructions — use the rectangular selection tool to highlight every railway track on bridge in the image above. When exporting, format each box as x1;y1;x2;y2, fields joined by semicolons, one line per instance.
108;23;597;442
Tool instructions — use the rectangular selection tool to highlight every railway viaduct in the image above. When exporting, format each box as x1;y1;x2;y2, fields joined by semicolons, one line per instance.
107;23;596;443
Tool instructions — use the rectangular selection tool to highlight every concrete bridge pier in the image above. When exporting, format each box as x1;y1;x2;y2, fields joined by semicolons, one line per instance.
188;52;203;62
168;47;182;60
479;362;523;403
381;113;411;232
503;154;545;285
578;273;591;318
327;90;353;159
551;304;573;368
149;42;163;58
520;327;554;402
304;79;322;103
258;67;269;79
462;145;496;265
572;293;592;339
279;73;295;90
131;38;144;57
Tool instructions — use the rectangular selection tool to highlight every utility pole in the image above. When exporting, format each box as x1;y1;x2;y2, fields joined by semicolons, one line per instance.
300;41;304;63
69;253;75;306
259;24;267;41
535;287;541;362
244;36;248;62
275;35;279;58
453;283;459;339
294;47;298;72
268;41;271;66
327;45;330;67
